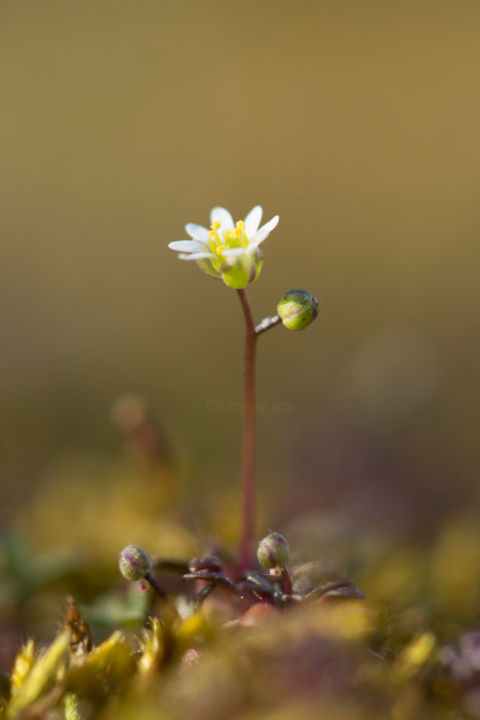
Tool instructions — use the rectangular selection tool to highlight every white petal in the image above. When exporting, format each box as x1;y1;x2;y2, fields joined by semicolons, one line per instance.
210;207;234;230
185;223;210;243
178;251;215;261
169;240;207;252
251;215;279;247
222;247;245;258
244;206;263;237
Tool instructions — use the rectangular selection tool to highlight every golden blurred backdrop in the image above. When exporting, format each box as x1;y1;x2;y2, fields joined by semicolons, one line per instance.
1;0;479;544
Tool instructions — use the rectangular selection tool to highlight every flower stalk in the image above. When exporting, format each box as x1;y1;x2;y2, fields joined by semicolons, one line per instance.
237;289;258;571
168;205;319;573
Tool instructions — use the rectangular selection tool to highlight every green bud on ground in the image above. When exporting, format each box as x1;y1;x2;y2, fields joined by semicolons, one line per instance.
257;532;291;569
119;545;153;582
277;288;319;330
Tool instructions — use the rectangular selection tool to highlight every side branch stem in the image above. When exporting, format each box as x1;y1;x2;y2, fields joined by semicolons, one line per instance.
236;289;258;571
255;314;281;336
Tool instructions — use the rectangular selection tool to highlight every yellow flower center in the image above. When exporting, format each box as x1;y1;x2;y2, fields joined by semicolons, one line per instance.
208;220;249;260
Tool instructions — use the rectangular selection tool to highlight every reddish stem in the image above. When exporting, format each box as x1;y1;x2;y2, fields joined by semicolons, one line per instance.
236;289;258;571
145;572;168;599
280;566;293;596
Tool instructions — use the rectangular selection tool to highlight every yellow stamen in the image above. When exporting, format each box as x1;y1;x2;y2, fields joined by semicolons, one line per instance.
207;217;250;259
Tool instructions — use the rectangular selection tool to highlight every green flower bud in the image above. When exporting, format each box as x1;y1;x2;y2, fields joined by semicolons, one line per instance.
277;288;319;331
119;545;153;582
257;532;291;570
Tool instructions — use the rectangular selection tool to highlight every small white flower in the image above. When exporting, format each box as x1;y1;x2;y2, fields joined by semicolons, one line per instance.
168;206;279;289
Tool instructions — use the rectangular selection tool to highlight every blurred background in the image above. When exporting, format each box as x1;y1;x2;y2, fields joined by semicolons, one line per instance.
1;0;480;579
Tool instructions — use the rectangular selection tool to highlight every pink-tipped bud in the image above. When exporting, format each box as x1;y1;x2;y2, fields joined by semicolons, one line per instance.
119;544;153;581
257;532;291;570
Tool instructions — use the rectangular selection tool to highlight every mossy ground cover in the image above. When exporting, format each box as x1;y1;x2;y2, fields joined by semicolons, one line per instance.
1;443;480;720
